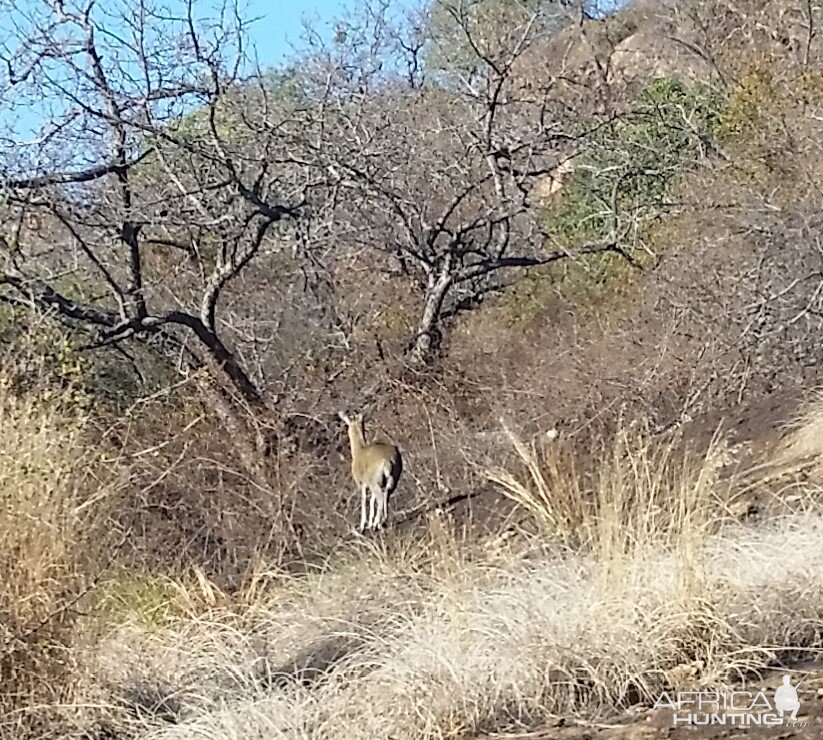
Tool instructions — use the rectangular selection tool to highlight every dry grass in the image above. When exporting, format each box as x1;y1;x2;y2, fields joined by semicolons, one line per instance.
483;422;586;540
0;357;122;736
4;7;823;737
82;417;823;740
96;513;823;740
772;388;823;476
484;421;730;561
1;343;822;739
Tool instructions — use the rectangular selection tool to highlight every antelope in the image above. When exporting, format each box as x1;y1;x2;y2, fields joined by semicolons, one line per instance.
338;410;402;532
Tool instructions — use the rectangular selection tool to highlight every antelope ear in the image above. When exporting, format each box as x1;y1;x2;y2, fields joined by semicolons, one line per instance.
337;411;350;424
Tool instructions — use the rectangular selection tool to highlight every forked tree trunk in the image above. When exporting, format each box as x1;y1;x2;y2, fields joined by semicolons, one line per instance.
410;270;453;364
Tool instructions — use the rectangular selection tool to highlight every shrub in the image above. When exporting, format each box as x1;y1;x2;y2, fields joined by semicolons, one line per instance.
492;78;726;328
0;307;176;413
719;63;823;196
546;78;725;250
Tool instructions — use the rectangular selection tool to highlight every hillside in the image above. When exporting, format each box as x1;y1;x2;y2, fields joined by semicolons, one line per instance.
2;0;823;737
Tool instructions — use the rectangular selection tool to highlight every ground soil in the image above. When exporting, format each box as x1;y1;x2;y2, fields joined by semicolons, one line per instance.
475;664;823;740
676;387;810;467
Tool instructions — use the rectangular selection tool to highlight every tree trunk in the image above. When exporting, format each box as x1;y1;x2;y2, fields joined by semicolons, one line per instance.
171;313;273;461
194;373;272;483
410;270;452;364
165;310;264;410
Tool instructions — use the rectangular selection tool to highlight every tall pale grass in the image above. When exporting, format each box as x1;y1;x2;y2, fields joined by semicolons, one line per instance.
0;364;121;734
485;423;730;575
98;512;823;740
771;387;823;477
483;421;586;540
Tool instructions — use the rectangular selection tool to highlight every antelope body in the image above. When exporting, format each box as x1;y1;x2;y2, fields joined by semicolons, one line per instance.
338;411;402;531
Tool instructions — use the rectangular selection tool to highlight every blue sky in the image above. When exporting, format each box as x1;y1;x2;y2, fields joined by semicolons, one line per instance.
0;0;348;150
2;0;624;158
244;0;347;67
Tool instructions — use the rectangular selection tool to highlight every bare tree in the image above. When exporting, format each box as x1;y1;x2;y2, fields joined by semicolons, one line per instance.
288;0;628;363
0;0;308;419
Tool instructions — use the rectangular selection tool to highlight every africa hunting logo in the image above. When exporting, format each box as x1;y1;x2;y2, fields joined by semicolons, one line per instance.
655;673;808;728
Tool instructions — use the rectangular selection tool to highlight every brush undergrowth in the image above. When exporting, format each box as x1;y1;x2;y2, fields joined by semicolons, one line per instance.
83;414;823;740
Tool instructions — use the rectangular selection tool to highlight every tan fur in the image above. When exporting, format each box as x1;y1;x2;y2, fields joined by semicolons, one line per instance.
339;411;402;531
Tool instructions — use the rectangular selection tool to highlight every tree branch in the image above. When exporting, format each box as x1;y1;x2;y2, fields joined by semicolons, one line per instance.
2;149;154;190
